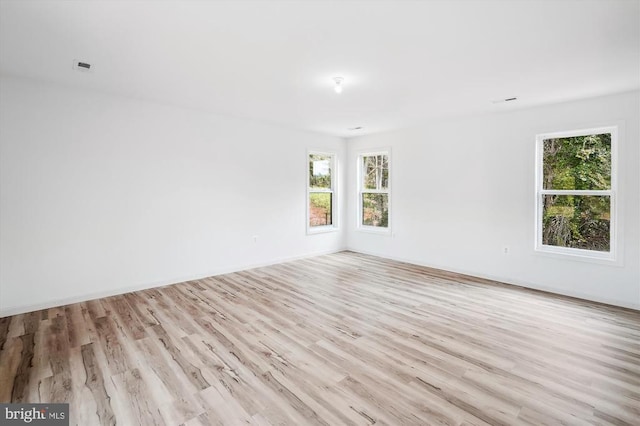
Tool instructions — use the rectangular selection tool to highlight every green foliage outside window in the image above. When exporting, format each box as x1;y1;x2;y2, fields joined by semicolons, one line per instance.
361;154;389;228
363;193;388;227
542;133;611;251
309;154;331;189
309;193;332;226
309;153;333;227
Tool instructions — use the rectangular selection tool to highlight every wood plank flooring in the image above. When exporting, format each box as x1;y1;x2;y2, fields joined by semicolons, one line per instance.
1;251;639;425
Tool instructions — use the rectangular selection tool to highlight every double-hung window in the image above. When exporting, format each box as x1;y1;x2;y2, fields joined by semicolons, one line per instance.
358;151;390;231
535;127;617;260
307;151;336;233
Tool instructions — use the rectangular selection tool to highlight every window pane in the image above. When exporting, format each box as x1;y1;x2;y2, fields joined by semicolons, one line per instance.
543;133;611;190
309;192;332;227
309;154;332;189
542;195;610;252
363;155;389;190
362;193;389;227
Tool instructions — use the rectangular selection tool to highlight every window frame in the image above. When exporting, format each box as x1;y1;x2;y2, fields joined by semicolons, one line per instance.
307;150;338;234
534;126;618;262
357;149;391;234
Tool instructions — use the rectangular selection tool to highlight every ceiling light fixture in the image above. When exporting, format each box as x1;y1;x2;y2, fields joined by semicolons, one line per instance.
333;77;344;94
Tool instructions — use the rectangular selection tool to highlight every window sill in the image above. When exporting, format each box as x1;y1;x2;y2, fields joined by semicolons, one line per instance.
534;245;622;267
307;226;339;235
357;226;391;235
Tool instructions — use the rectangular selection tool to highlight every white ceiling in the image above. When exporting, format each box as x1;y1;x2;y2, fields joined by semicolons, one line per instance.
1;0;638;137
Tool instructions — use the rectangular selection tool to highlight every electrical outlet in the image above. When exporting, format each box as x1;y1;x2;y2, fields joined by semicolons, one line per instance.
252;235;258;243
503;246;509;254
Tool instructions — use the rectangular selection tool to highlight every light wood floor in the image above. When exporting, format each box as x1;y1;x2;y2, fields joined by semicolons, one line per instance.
1;251;639;425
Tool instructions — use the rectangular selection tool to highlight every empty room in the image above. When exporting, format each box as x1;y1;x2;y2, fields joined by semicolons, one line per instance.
1;0;639;425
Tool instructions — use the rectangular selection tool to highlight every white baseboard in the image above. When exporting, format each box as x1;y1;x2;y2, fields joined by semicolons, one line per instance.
346;247;640;311
0;247;346;318
5;247;635;317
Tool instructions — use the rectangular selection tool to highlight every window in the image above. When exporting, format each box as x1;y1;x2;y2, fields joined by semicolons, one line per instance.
535;127;616;260
358;151;390;231
307;151;336;233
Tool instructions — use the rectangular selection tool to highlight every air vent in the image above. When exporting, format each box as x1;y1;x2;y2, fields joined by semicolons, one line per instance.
72;59;93;72
491;97;517;104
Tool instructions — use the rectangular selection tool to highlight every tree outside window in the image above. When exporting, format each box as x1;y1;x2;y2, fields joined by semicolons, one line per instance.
536;128;616;259
308;152;336;231
359;152;390;230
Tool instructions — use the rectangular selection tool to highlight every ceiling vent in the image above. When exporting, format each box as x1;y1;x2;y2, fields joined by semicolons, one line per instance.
491;97;517;104
72;59;93;72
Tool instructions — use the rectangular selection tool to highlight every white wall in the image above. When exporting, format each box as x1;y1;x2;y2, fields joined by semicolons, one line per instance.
346;91;640;309
2;77;637;316
0;76;346;316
